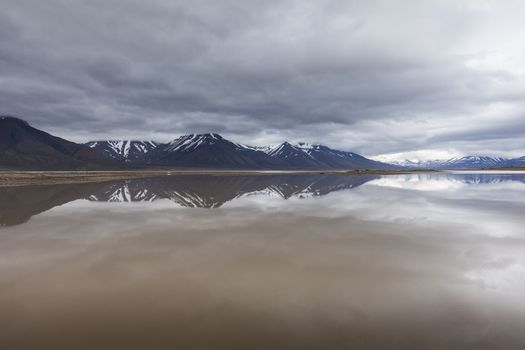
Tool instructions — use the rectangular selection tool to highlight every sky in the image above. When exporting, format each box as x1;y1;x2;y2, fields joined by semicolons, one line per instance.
1;0;525;161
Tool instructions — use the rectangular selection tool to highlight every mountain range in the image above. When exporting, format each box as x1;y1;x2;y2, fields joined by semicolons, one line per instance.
1;116;523;170
0;116;394;170
87;134;395;170
87;137;525;170
392;156;525;169
86;140;159;162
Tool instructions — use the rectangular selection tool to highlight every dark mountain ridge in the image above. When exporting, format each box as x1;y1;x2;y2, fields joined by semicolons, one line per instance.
0;116;117;170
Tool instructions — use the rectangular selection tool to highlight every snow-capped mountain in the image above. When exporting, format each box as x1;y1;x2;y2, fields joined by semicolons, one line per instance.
146;134;394;170
146;133;280;169
506;156;525;168
393;156;519;169
162;133;225;153
265;142;325;168
260;142;395;169
86;140;159;161
388;159;446;168
444;156;508;169
295;142;394;169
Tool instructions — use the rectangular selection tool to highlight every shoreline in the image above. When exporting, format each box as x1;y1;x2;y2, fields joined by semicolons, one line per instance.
2;168;523;187
0;169;438;187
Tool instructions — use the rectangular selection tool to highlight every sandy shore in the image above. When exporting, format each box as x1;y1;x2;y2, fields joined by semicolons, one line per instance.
0;169;436;187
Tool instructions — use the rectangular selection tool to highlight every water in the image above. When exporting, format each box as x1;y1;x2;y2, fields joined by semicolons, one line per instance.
1;172;524;349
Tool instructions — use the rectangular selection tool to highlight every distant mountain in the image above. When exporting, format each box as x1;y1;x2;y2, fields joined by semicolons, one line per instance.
505;156;525;168
390;159;447;169
439;156;508;169
258;142;394;169
394;155;524;169
86;140;159;161
0;116;117;170
145;133;282;169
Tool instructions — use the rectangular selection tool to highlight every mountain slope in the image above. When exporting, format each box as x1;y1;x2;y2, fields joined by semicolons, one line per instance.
265;142;326;169
505;156;525;168
295;142;395;170
442;156;507;169
147;135;394;170
146;133;281;169
86;140;159;161
394;156;516;169
0;116;117;170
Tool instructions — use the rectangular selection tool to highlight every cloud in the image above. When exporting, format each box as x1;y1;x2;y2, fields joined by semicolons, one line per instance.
1;0;524;159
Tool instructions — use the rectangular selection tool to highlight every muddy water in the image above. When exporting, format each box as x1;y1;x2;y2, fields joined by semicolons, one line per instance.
1;173;524;349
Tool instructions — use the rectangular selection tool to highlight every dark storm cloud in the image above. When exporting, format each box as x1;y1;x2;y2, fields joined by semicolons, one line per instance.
1;0;524;159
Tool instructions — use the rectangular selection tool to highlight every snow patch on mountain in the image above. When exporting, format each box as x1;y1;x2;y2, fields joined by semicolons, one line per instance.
392;156;511;169
164;133;231;153
86;140;159;161
267;142;312;159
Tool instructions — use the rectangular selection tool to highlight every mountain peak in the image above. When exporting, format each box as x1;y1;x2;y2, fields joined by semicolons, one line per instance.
296;142;318;148
295;142;324;152
395;155;514;169
268;142;313;159
0;116;115;169
164;133;226;153
86;140;159;161
188;133;224;140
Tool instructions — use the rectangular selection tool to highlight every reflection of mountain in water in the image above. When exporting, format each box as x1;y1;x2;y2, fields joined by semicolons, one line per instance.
449;173;525;185
0;174;378;226
87;174;378;207
2;173;524;227
395;173;525;185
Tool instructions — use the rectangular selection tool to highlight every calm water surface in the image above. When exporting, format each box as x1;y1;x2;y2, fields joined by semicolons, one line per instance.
1;172;525;349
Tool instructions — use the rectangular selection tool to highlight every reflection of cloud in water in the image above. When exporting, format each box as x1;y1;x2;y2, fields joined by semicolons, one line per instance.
465;262;525;293
368;176;467;191
0;173;525;349
367;173;525;192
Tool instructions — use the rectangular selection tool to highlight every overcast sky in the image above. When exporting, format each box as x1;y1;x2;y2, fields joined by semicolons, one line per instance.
1;0;524;160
